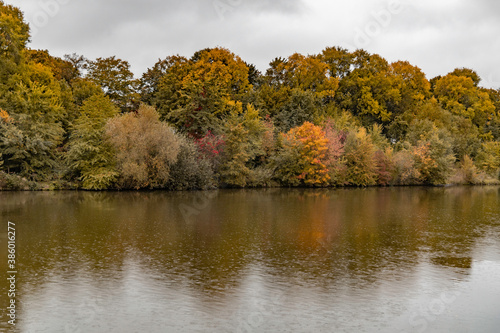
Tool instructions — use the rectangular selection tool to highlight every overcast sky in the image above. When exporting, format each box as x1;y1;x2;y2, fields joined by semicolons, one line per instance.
14;0;500;88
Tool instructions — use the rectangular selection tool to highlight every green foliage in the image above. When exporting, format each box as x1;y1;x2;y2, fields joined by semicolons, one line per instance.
343;127;378;186
273;89;321;133
476;141;500;176
86;56;139;112
218;103;267;187
66;94;119;190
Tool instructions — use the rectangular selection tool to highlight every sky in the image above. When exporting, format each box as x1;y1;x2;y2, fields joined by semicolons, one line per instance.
13;0;500;88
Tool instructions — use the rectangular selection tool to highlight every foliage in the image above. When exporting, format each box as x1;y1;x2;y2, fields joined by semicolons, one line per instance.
66;94;119;190
167;134;216;190
105;105;180;189
86;56;139;112
274;122;330;186
218;103;267;187
476;141;500;176
343;127;377;186
156;47;251;137
1;4;500;191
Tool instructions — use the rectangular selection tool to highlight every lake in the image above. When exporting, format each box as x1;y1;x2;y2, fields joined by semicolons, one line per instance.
1;187;500;332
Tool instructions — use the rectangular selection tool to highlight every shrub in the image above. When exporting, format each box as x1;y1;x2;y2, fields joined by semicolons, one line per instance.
105;104;181;189
343;128;377;186
274;122;330;186
167;135;216;190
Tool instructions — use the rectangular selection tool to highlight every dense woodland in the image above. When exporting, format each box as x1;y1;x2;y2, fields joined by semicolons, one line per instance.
0;2;499;190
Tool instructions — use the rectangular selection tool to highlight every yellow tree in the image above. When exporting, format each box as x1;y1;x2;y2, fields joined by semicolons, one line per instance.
389;61;431;115
276;53;339;99
336;50;401;124
157;47;252;137
434;73;495;132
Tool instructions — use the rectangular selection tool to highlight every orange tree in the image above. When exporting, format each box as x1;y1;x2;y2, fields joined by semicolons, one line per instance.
274;121;330;186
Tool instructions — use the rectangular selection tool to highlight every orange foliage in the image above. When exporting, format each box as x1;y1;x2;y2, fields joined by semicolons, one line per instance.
282;122;330;186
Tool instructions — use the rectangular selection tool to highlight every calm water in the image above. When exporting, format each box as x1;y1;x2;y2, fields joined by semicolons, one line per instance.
0;187;500;332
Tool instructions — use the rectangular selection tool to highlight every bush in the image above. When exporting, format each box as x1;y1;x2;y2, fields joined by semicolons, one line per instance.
392;148;421;185
274;122;330;187
167;135;216;190
105;105;181;189
476;141;500;176
343;128;377;186
0;172;32;190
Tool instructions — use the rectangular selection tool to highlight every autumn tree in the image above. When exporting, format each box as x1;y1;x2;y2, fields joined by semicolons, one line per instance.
335;50;401;124
321;46;353;79
434;73;495;132
140;55;188;105
156;47;252;137
0;59;67;180
476;141;500;177
26;49;79;83
274;122;330;186
105;105;180;189
323;119;347;185
389;61;430;115
0;2;29;66
406;120;456;184
266;53;338;99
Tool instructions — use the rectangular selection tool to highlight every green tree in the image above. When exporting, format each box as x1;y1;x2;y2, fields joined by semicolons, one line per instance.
66;94;119;189
0;61;66;180
86;56;138;112
219;103;267;187
343;127;377;186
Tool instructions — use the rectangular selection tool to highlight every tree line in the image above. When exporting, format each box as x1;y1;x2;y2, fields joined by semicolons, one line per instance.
0;2;499;190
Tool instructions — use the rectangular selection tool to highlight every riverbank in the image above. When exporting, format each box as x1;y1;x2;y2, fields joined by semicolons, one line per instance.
1;170;498;191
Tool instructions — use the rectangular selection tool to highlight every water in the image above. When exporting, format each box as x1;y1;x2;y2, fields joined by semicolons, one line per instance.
0;187;499;332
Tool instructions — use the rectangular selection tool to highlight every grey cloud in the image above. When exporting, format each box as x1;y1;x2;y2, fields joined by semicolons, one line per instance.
14;0;500;89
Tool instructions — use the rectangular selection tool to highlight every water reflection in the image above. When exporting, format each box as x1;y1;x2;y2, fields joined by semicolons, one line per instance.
0;187;499;332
